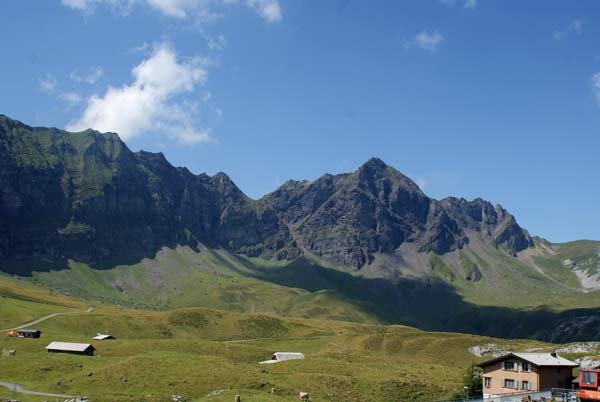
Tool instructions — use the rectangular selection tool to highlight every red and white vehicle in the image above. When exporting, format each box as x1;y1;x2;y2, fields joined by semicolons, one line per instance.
578;370;600;401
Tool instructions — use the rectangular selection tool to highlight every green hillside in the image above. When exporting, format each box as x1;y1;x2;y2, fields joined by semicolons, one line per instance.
3;239;599;342
432;240;600;310
0;274;584;402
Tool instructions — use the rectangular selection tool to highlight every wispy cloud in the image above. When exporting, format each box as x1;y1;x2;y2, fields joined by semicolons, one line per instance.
404;31;445;51
439;0;478;9
38;73;58;92
593;72;600;105
553;19;584;42
59;92;83;108
552;30;568;42
66;42;212;145
61;0;283;23
70;66;104;84
61;0;134;15
61;0;96;14
39;73;86;110
464;0;477;9
130;42;151;54
207;34;227;51
246;0;281;22
572;19;583;34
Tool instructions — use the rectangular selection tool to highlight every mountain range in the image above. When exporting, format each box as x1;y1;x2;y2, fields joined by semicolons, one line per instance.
2;114;600;342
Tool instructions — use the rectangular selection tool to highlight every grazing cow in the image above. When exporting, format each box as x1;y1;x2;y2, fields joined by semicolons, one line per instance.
299;391;310;401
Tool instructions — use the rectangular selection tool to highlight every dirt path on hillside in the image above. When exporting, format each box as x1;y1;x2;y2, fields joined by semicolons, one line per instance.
0;307;93;332
0;380;78;398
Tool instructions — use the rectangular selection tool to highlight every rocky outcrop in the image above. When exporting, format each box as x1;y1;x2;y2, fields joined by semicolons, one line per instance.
440;197;533;255
0;115;533;271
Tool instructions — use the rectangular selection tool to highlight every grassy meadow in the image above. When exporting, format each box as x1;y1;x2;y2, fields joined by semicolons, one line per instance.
0;273;572;402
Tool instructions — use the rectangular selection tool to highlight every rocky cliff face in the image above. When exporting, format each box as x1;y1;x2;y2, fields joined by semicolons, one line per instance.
0;115;532;270
439;197;533;256
262;158;462;268
0;115;290;264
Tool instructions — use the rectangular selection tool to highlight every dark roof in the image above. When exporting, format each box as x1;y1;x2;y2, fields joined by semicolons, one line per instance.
477;352;578;368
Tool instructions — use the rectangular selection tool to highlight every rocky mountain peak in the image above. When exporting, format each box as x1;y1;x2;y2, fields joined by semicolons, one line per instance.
357;156;388;173
354;157;424;196
211;171;245;197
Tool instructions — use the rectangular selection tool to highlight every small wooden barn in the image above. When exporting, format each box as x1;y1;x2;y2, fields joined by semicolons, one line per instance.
18;329;41;338
46;342;95;356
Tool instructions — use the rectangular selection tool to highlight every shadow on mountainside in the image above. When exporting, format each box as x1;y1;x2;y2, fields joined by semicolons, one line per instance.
0;239;205;274
2;246;600;343
224;255;600;343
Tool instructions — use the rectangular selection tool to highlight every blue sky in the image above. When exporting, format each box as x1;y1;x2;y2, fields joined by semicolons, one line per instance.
1;0;599;242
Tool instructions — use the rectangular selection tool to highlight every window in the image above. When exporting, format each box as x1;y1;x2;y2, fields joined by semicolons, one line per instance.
582;371;597;386
503;361;516;371
522;380;531;390
484;377;492;388
504;379;517;389
522;362;530;372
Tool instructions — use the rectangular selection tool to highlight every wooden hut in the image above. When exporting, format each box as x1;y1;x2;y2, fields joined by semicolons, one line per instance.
17;329;41;338
46;342;95;356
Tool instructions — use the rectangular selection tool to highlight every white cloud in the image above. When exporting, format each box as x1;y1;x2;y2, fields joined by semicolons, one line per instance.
439;0;478;9
207;34;227;51
62;0;282;22
553;19;584;42
70;66;104;84
61;0;134;15
66;43;211;145
59;92;83;108
571;19;583;34
145;0;190;18
131;42;151;54
246;0;281;22
62;0;97;11
38;74;58;92
593;72;600;105
552;30;568;42
404;31;445;51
